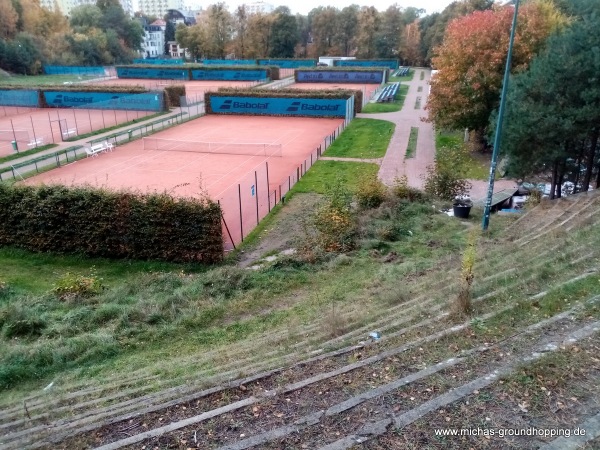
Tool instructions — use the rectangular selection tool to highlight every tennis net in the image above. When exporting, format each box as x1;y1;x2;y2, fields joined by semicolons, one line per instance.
142;137;283;157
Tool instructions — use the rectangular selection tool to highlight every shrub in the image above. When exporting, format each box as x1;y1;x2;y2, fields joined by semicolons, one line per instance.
53;268;105;301
424;143;472;201
309;181;356;253
392;175;427;202
355;175;387;209
164;84;186;108
452;229;478;318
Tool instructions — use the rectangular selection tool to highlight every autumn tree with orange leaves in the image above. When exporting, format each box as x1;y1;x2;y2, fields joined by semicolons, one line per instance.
426;1;568;149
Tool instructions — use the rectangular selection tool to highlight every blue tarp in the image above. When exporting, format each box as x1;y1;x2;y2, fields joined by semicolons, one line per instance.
296;70;384;83
43;91;163;111
209;95;348;117
0;90;40;107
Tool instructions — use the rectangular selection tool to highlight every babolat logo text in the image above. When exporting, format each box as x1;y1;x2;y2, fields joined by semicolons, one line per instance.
232;101;269;109
64;95;94;103
301;103;339;111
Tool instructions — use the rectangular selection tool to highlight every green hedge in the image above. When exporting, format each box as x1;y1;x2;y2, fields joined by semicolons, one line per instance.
164;84;186;108
0;184;223;263
205;87;362;115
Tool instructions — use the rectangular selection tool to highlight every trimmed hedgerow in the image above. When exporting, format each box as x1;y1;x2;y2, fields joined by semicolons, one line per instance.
0;184;223;263
163;84;186;108
205;87;362;115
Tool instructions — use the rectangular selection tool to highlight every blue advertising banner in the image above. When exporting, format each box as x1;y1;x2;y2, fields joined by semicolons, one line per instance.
133;59;184;65
0;90;40;107
296;70;383;84
202;59;256;65
334;60;399;69
44;66;106;76
116;67;189;80
257;59;316;68
191;69;268;81
43;91;163;111
209;95;348;117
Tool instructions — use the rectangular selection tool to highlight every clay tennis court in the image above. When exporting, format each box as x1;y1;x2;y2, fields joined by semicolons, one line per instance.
0;107;155;157
26;114;344;247
288;82;380;106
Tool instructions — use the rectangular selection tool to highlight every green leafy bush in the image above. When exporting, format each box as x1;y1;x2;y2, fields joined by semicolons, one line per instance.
355;175;387;209
53;268;105;301
164;84;186;107
423;143;472;201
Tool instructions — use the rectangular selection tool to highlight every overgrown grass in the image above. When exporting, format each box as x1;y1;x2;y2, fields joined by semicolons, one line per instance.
0;74;105;86
0;143;58;164
290;160;379;196
362;84;408;113
323;118;394;159
436;130;493;180
0;247;204;294
389;69;414;82
406;127;419;159
414;96;421;109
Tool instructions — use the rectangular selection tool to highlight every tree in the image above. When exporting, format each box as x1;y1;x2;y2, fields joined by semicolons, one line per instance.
309;6;339;56
500;1;600;195
69;4;104;30
336;5;358;56
0;0;19;39
426;2;568;149
418;0;493;65
400;20;422;66
356;6;380;58
269;7;298;57
246;12;274;58
232;5;248;58
176;23;205;60
164;20;175;55
375;5;402;58
201;2;232;58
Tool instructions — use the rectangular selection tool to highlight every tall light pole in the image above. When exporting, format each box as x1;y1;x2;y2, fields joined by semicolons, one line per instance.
482;0;520;231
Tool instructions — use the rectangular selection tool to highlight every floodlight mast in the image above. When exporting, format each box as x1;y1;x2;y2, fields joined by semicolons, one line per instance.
482;0;520;231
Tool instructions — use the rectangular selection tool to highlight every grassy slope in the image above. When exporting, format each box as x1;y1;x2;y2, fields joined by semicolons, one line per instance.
323;118;394;159
362;84;409;113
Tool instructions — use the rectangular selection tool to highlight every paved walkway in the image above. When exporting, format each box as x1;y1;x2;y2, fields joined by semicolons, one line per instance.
359;68;517;201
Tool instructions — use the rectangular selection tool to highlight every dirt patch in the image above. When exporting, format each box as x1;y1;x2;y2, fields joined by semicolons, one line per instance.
237;193;322;268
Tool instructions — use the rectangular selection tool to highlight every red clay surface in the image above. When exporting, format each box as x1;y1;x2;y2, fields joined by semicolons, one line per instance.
26;114;344;247
0;107;155;157
289;82;379;105
91;79;261;104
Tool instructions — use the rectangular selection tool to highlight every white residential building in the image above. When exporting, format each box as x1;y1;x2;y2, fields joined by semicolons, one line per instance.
137;0;184;20
244;1;274;15
40;0;133;16
141;20;166;58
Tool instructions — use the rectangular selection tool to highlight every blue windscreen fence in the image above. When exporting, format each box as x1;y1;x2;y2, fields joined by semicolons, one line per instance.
0;90;40;107
202;59;256;65
42;91;164;111
116;67;188;80
333;60;399;69
257;59;316;68
296;70;384;84
209;95;350;118
133;59;184;65
191;69;268;81
43;66;108;76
